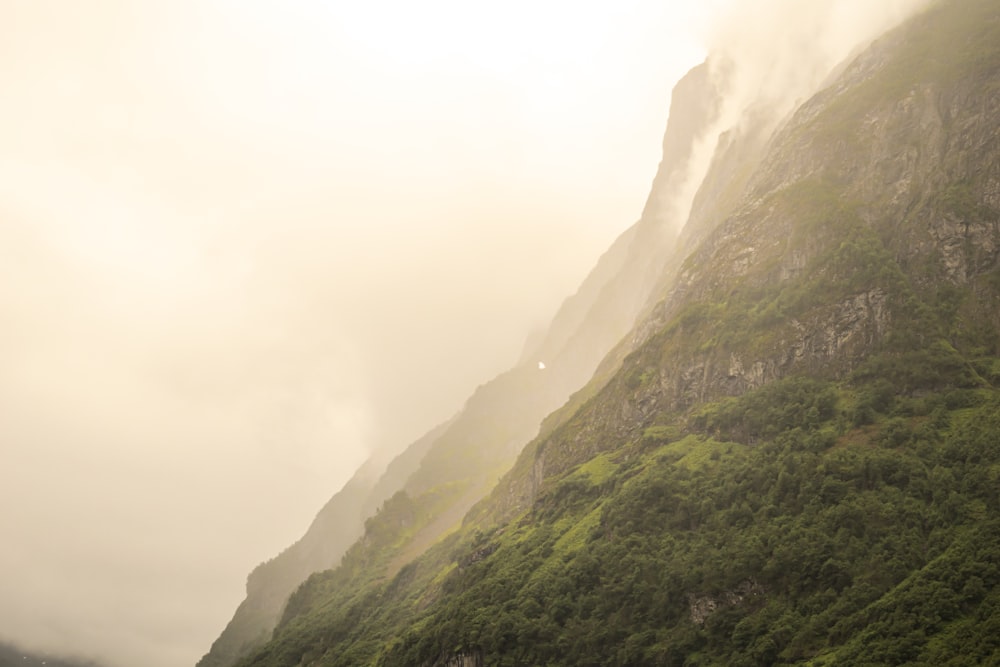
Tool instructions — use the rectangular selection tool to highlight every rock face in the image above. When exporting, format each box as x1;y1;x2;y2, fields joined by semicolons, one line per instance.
688;580;766;626
436;652;483;667
506;0;1000;493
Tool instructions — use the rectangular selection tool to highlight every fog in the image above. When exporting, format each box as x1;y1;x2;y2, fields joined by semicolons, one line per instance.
0;1;929;665
0;2;704;665
657;0;932;241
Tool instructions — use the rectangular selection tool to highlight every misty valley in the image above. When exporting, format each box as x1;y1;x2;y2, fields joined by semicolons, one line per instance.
4;0;999;665
200;1;1000;665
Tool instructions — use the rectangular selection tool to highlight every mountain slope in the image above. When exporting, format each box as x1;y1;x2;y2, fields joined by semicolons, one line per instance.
232;0;1000;664
197;423;445;667
198;31;727;667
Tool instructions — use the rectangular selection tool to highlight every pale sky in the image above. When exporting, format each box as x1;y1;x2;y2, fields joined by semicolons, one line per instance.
0;2;709;665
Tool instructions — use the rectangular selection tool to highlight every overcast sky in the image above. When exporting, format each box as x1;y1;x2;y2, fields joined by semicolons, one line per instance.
0;2;712;665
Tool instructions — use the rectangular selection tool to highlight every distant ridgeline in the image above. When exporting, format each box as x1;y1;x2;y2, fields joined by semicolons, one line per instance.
207;0;1000;665
0;641;104;667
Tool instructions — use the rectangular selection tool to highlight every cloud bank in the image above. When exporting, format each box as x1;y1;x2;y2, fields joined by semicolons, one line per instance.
0;2;702;665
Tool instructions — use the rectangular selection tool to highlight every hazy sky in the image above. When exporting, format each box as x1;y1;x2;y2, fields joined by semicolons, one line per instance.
1;0;932;664
0;2;713;665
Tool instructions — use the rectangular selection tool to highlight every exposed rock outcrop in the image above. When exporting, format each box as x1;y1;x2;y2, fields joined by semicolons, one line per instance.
688;580;766;626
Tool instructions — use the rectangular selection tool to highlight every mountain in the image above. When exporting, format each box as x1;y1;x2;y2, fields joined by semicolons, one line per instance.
218;0;1000;664
195;428;442;667
197;22;729;667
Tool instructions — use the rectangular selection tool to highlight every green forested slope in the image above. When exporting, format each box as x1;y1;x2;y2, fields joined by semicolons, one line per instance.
241;383;1000;666
236;0;1000;664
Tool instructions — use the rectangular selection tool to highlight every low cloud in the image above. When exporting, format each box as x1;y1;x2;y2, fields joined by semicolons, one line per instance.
0;2;701;665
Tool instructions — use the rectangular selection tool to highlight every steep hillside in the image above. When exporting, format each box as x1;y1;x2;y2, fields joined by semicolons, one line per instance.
233;0;1000;664
197;424;445;667
198;30;726;667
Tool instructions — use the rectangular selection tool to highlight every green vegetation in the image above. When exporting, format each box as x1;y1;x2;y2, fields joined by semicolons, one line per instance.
238;382;1000;667
693;377;837;444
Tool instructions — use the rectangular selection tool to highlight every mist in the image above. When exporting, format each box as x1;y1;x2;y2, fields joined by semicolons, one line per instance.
0;2;704;665
657;0;932;242
0;1;930;666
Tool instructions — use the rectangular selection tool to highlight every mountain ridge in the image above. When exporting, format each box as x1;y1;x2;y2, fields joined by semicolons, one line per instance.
197;18;725;666
227;0;1000;664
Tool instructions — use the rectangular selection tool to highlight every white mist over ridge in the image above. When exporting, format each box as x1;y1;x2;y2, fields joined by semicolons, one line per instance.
661;0;932;241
